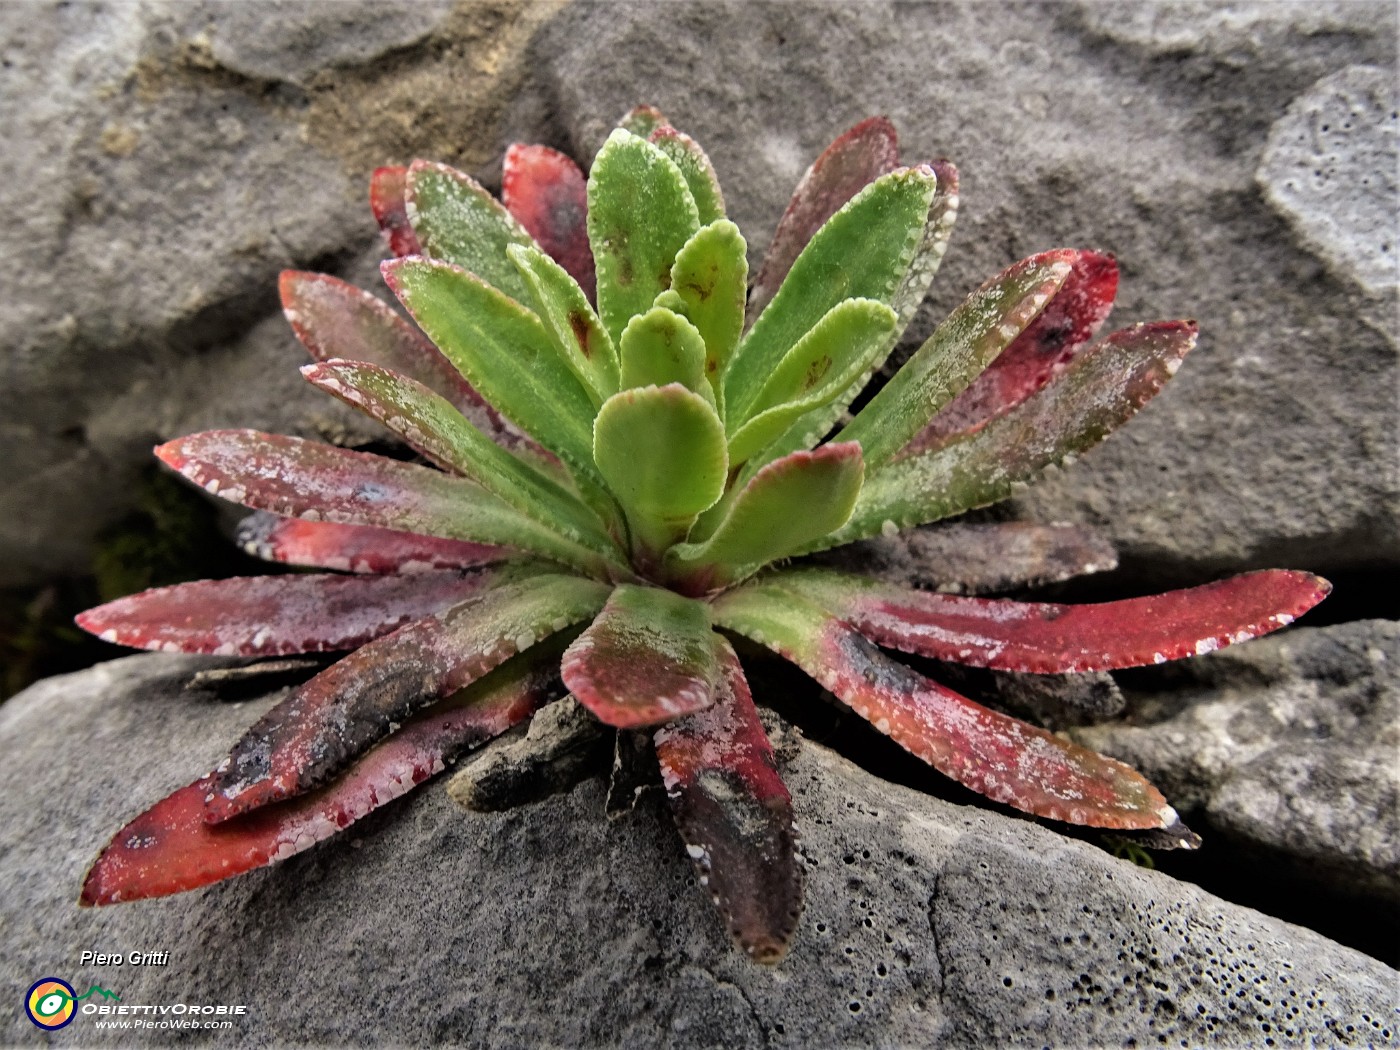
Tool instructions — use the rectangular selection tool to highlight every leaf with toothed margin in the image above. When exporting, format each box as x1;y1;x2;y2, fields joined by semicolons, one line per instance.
501;143;595;299
810;321;1200;553
593;384;727;555
906;250;1120;455
79;642;563;906
650;126;726;224
726;166;937;426
204;570;609;823
667;443;863;593
588;129;701;349
562;584;718;728
404;160;537;302
727;298;896;465
369;166;421;256
654;636;801;964
508;243;618;405
618;308;711;400
617;104;668;139
749;116;901;320
383;257;601;485
803;521;1118;596
236;513;506;575
775;567;1331;674
158;430;614;578
301;360;618;564
75;569;502;657
711;582;1177;831
733;160;961;480
668;220;747;408
837;251;1075;471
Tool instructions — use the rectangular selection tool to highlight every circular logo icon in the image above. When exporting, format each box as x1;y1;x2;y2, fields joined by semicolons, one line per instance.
25;978;77;1030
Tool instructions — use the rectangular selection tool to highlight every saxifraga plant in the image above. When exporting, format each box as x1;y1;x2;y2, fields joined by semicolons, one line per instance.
76;108;1329;964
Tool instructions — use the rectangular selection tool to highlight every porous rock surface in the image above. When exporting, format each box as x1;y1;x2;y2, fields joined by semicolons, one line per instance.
2;654;1397;1047
1076;620;1400;909
2;1;1396;587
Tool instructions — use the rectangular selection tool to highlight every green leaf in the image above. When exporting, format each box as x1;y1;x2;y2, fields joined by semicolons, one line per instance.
837;251;1074;470
726;298;896;465
383;258;602;488
302;361;620;564
669;220;747;411
724;166;937;423
588;130;701;349
593;384;728;555
508;243;619;406
618;104;668;139
666;442;863;591
810;321;1198;552
619;307;712;402
405;161;536;302
650;126;726;224
561;584;718;728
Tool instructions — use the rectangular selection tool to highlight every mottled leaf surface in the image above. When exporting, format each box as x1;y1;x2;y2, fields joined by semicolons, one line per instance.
562;584;718;727
383;258;601;483
369;166;421;256
405;160;536;302
712;584;1176;830
158;430;601;572
817;321;1198;551
80;648;560;905
838;251;1074;470
501;143;595;298
907;250;1119;454
76;570;495;657
779;568;1332;673
508;243;618;404
667;443;863;593
588;129;701;348
654;638;801;964
205;571;609;822
668;220;747;404
650;126;726;224
236;513;505;575
726;167;936;423
749;116;900;319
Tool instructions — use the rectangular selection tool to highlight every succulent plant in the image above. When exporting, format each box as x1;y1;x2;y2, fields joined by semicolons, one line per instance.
76;107;1329;964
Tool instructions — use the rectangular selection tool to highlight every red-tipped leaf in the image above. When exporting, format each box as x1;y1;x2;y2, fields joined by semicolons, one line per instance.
501;143;595;300
749;116;900;319
781;568;1332;674
712;583;1178;830
561;584;718;728
75;570;496;657
236;513;506;575
654;637;801;964
369;165;422;256
80;648;559;905
204;571;609;823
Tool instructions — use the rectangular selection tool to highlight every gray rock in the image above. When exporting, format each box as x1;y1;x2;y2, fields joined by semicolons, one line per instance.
1259;65;1399;294
1076;620;1400;908
2;653;1396;1046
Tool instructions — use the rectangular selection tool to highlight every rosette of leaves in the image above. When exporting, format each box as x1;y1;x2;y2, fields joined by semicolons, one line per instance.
76;108;1329;964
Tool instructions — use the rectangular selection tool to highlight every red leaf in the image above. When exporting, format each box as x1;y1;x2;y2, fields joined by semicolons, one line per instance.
749;116;901;319
203;572;607;823
502;143;596;300
787;569;1332;673
80;652;558;906
75;570;494;656
654;638;801;964
369;165;422;256
905;250;1120;454
236;513;506;575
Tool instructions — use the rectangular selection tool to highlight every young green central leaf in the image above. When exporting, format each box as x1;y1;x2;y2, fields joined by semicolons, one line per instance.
588;129;702;348
619;307;713;401
593;384;728;556
562;584;718;728
668;220;748;404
